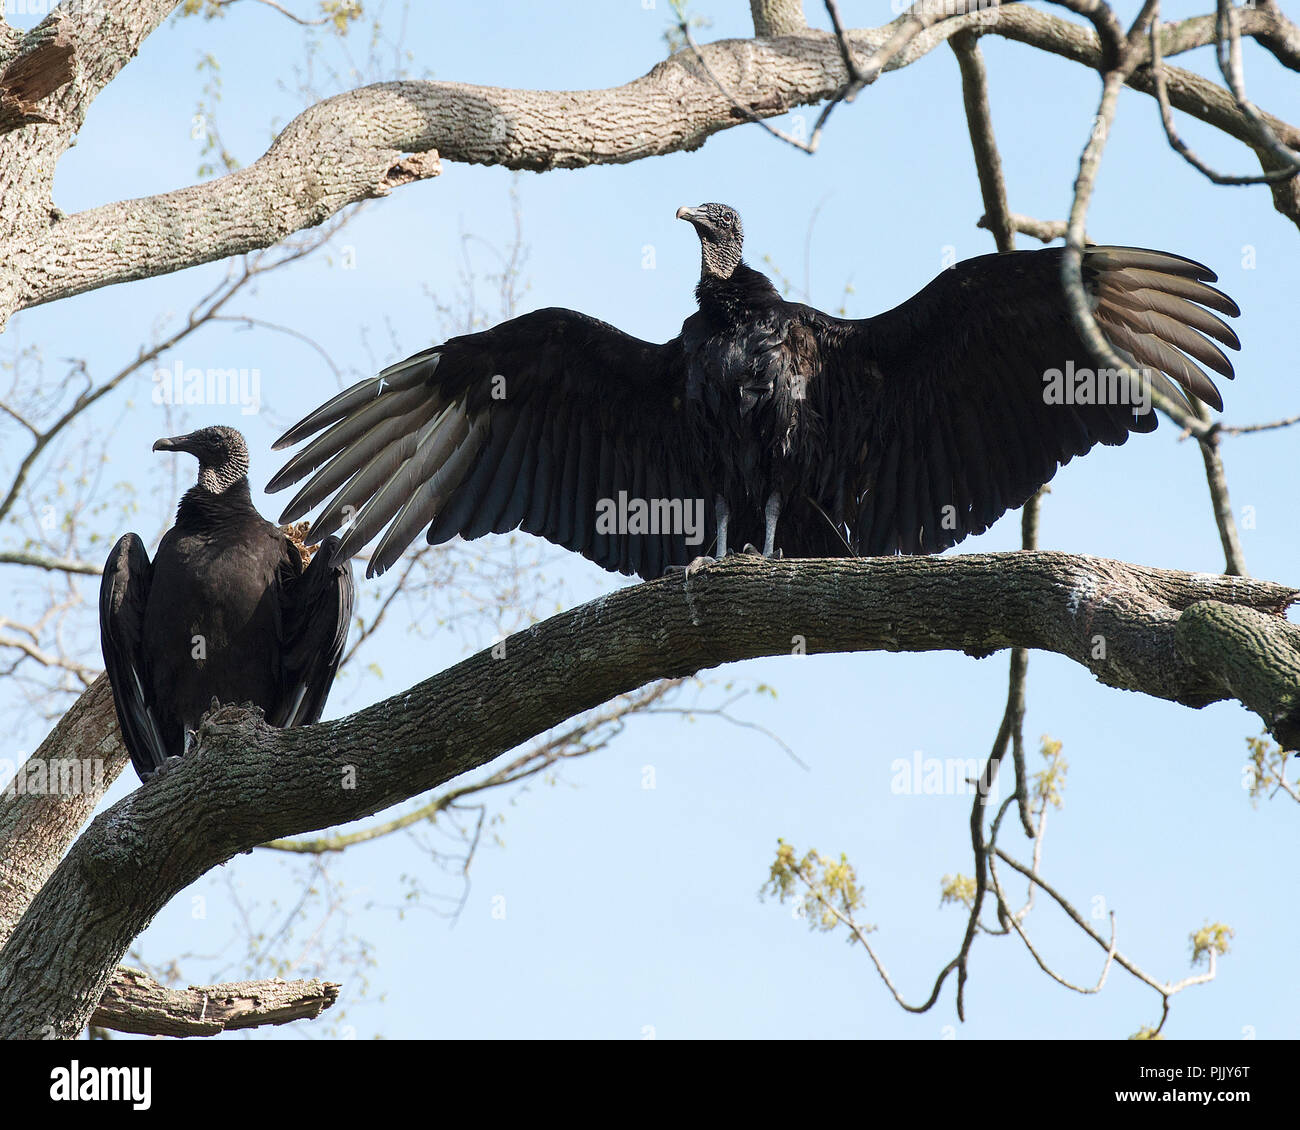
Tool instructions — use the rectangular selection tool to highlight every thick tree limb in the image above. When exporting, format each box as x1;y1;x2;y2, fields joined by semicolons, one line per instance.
0;552;1297;1038
3;3;1296;327
90;966;340;1036
0;675;125;949
0;1;183;323
1253;0;1300;71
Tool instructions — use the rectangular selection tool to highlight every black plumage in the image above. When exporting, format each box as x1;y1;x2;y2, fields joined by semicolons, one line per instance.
268;203;1240;580
100;426;355;783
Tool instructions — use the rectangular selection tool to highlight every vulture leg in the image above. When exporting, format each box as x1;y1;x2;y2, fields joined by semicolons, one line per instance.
666;495;729;577
763;491;781;558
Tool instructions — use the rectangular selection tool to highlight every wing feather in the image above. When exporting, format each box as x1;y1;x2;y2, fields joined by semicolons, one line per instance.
99;534;170;781
272;310;696;580
827;245;1240;556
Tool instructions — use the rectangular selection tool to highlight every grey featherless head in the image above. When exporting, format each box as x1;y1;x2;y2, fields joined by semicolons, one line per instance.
676;202;745;280
153;425;250;493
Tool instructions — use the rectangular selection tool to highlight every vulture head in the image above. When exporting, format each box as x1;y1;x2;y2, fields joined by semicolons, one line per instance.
677;202;744;280
153;425;250;494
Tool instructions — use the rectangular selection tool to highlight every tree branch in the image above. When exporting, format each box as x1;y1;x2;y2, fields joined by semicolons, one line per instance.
90;966;340;1037
0;17;73;134
1;551;1297;1037
5;3;1297;326
0;550;102;576
951;30;1016;255
750;0;807;39
0;675;126;948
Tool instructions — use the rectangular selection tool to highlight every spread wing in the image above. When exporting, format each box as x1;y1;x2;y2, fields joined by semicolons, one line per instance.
270;534;355;728
99;533;170;781
814;245;1240;555
268;308;702;581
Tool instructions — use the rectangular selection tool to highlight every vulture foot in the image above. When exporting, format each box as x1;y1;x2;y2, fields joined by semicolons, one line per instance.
664;555;717;578
144;755;185;781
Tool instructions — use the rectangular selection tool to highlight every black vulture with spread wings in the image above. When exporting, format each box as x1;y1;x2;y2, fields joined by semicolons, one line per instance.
100;426;354;783
268;204;1239;580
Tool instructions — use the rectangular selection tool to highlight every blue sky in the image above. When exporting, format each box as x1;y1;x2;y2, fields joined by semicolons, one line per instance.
3;0;1298;1038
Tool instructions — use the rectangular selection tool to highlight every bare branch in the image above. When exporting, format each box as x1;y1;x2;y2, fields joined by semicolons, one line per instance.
0;550;101;576
1220;414;1300;436
1193;415;1249;577
1214;0;1300;176
979;211;1070;242
1151;4;1299;186
952;31;1016;254
90;965;340;1037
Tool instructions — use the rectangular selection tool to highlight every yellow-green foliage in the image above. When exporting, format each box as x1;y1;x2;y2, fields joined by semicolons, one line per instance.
1032;735;1068;811
940;873;978;909
1243;732;1293;806
1190;922;1234;966
762;839;868;935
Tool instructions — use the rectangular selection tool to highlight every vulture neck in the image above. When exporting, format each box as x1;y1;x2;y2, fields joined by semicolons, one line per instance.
694;262;780;326
175;476;260;531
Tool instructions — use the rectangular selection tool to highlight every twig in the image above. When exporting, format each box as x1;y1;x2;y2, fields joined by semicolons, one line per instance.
1219;413;1300;436
951;31;1016;254
0;551;100;576
1215;0;1300;176
680;0;1000;155
1150;2;1299;185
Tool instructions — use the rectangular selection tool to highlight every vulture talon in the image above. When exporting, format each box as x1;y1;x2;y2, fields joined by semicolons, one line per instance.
145;755;185;782
677;555;717;578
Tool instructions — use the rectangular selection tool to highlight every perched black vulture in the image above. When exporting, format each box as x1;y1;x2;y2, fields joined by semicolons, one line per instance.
268;203;1240;579
100;426;355;783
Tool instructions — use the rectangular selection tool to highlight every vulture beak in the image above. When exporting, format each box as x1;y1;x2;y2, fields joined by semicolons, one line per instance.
676;205;704;226
153;434;193;454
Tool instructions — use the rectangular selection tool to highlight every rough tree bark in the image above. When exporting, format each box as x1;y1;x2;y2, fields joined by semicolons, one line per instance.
90;967;340;1037
1;553;1297;1038
751;0;809;38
